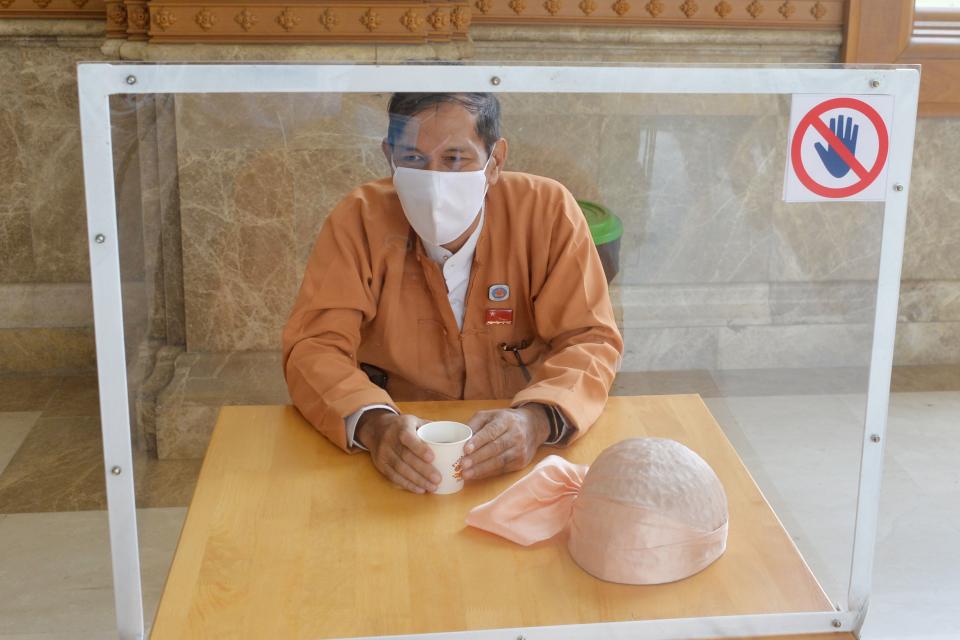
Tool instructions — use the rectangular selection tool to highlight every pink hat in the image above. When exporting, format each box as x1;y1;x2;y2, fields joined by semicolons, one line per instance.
466;438;729;585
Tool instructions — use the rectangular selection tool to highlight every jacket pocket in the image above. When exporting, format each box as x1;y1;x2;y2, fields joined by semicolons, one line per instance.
496;338;547;395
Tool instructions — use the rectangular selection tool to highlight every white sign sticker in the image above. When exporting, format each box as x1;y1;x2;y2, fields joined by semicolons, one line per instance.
783;94;894;203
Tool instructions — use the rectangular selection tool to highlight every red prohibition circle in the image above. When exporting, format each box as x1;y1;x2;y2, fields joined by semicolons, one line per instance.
790;97;889;199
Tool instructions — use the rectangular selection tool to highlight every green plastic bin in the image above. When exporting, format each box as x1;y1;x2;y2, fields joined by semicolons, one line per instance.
577;200;623;284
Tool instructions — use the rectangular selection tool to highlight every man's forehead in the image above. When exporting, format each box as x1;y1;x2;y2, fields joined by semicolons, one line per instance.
395;102;483;146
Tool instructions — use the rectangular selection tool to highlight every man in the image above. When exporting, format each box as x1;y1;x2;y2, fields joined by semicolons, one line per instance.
282;93;623;494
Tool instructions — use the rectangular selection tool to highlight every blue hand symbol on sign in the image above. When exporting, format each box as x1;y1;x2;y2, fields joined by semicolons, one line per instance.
814;113;860;178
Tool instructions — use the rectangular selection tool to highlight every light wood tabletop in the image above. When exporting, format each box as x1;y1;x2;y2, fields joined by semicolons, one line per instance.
150;395;853;640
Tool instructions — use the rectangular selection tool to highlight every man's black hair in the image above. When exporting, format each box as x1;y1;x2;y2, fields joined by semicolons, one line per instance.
386;93;501;153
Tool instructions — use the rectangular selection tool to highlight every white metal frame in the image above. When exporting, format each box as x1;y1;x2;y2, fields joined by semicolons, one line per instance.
77;63;920;640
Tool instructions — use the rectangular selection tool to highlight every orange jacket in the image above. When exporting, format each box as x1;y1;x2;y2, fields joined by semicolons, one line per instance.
282;172;623;452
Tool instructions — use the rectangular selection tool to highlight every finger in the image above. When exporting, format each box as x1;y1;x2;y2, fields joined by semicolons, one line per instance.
845;114;853;141
463;444;521;481
464;411;496;453
397;443;441;486
398;416;434;462
463;418;509;462
829;116;836;135
463;420;515;470
814;141;828;160
837;114;844;139
852;123;859;147
391;454;437;493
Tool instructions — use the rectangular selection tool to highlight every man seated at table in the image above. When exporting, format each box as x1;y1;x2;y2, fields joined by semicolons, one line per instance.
282;92;623;494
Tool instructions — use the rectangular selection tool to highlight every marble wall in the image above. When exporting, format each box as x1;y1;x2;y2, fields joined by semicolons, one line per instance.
2;22;960;458
0;20;111;373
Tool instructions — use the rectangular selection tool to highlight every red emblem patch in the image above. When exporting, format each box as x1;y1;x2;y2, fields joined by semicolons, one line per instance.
485;308;514;325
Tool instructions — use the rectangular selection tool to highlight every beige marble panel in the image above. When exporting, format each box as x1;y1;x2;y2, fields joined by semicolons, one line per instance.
155;351;289;458
470;26;843;64
0;284;93;329
717;324;874;370
174;93;364;153
597;113;775;284
0;376;60;412
903;118;960;281
616;283;771;328
893;322;960;366
0;329;96;374
502;113;603;203
0;411;41;476
178;149;298;352
770;201;884;282
620;326;718;371
899;281;960;324
770;281;877;325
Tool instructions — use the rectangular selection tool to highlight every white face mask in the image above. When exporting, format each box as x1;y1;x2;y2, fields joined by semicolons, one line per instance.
392;151;493;247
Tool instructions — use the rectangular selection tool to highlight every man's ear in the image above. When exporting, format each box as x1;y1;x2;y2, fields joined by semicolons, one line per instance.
381;138;393;174
486;138;508;186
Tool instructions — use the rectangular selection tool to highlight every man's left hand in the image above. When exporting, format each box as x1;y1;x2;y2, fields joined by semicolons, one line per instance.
460;406;550;480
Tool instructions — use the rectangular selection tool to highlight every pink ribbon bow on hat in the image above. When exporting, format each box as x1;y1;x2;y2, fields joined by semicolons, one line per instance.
465;439;729;585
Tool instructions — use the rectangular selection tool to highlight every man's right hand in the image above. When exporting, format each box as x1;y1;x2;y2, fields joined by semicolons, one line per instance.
355;410;441;494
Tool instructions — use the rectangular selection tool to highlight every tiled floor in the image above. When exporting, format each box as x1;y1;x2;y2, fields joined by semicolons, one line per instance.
0;370;958;638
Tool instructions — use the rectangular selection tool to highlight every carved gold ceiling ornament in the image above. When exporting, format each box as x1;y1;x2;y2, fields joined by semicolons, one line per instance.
360;8;381;30
129;5;149;29
427;8;447;29
746;0;762;18
643;0;661;17
107;2;127;25
0;0;15;9
234;8;257;31
276;7;300;30
153;6;176;30
71;0;89;8
32;0;52;8
714;0;730;17
543;0;561;15
475;0;493;13
610;0;636;17
450;5;468;29
811;0;826;20
400;9;423;31
578;0;596;14
319;7;339;30
194;8;216;31
777;0;794;18
679;0;698;17
508;0;525;14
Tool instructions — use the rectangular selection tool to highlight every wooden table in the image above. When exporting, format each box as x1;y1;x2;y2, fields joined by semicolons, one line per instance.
151;395;853;640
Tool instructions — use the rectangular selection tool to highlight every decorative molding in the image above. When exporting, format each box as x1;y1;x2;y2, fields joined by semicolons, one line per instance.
275;6;299;30
125;0;148;39
679;0;697;18
473;0;843;26
145;1;470;42
194;6;216;30
810;0;825;19
0;0;103;17
234;7;256;30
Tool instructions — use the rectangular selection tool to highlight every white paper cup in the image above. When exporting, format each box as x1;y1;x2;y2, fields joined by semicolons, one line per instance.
417;421;473;495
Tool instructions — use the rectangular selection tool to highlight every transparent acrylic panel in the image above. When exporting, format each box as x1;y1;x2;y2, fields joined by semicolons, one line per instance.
103;71;896;637
0;103;114;640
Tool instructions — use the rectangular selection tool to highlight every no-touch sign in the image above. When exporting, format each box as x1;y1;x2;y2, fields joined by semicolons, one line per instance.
783;94;894;202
